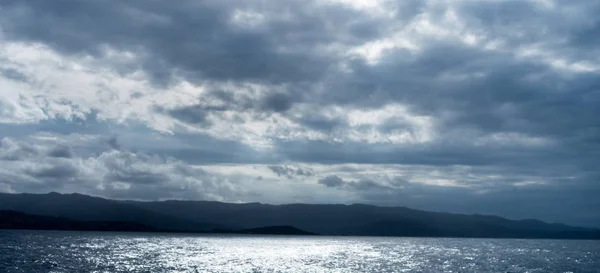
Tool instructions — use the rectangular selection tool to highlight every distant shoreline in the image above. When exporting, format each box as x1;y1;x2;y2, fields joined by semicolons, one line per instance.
0;227;321;236
3;227;600;241
0;210;318;236
1;192;599;240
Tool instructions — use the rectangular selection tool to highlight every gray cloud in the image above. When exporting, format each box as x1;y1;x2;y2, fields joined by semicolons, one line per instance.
294;113;347;133
268;165;314;179
0;0;362;86
1;0;599;227
0;138;40;161
260;92;294;113
25;163;79;179
319;175;389;191
47;145;73;158
161;87;302;126
102;153;171;185
107;136;121;151
0;137;245;201
318;175;344;188
165;105;216;127
0;68;28;82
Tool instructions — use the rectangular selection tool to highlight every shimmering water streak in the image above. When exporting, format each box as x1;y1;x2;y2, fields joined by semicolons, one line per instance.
0;230;598;272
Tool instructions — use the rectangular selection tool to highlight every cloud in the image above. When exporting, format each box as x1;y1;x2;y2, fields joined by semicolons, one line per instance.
0;136;245;201
47;145;73;158
25;162;79;179
268;165;314;179
0;0;350;86
318;175;344;187
166;105;218;127
260;92;294;113
0;0;599;227
0;137;40;161
318;175;389;191
107;136;121;150
0;67;28;82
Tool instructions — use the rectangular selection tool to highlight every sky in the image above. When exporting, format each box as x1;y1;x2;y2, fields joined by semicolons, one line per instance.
0;0;599;227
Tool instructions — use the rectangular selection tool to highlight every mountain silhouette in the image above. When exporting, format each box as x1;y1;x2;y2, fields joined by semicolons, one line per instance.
0;192;598;239
0;192;223;232
0;210;157;232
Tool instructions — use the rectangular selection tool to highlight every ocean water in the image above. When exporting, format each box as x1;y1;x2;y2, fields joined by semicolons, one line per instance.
0;230;598;272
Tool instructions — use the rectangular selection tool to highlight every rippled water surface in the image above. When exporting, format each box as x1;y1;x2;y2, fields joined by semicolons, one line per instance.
0;230;598;272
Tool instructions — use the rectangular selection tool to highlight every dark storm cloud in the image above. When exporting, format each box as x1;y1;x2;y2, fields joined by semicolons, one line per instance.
260;92;294;113
0;0;375;86
162;87;303;126
107;136;121;150
25;163;79;179
319;175;389;191
47;145;73;158
268;165;314;179
164;105;217;126
318;175;344;187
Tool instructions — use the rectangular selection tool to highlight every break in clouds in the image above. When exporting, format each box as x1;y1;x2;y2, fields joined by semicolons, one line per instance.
0;0;599;227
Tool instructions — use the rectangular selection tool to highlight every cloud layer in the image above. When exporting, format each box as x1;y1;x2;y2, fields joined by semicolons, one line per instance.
0;0;599;227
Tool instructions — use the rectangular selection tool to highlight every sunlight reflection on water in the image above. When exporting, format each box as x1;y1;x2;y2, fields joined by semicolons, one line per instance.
0;230;599;272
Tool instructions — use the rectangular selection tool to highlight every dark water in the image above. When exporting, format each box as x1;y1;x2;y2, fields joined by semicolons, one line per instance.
0;230;598;272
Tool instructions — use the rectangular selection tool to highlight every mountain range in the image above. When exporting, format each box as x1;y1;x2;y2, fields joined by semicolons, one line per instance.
0;192;598;239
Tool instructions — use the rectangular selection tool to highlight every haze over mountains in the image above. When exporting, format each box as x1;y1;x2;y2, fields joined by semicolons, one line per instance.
0;192;598;239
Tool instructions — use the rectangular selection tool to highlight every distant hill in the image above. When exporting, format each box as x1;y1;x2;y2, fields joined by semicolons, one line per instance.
0;210;316;235
0;192;223;232
0;210;157;232
0;192;599;239
129;200;600;239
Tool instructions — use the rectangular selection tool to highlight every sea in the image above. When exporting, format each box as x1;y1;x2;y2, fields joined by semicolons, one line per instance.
0;230;598;272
